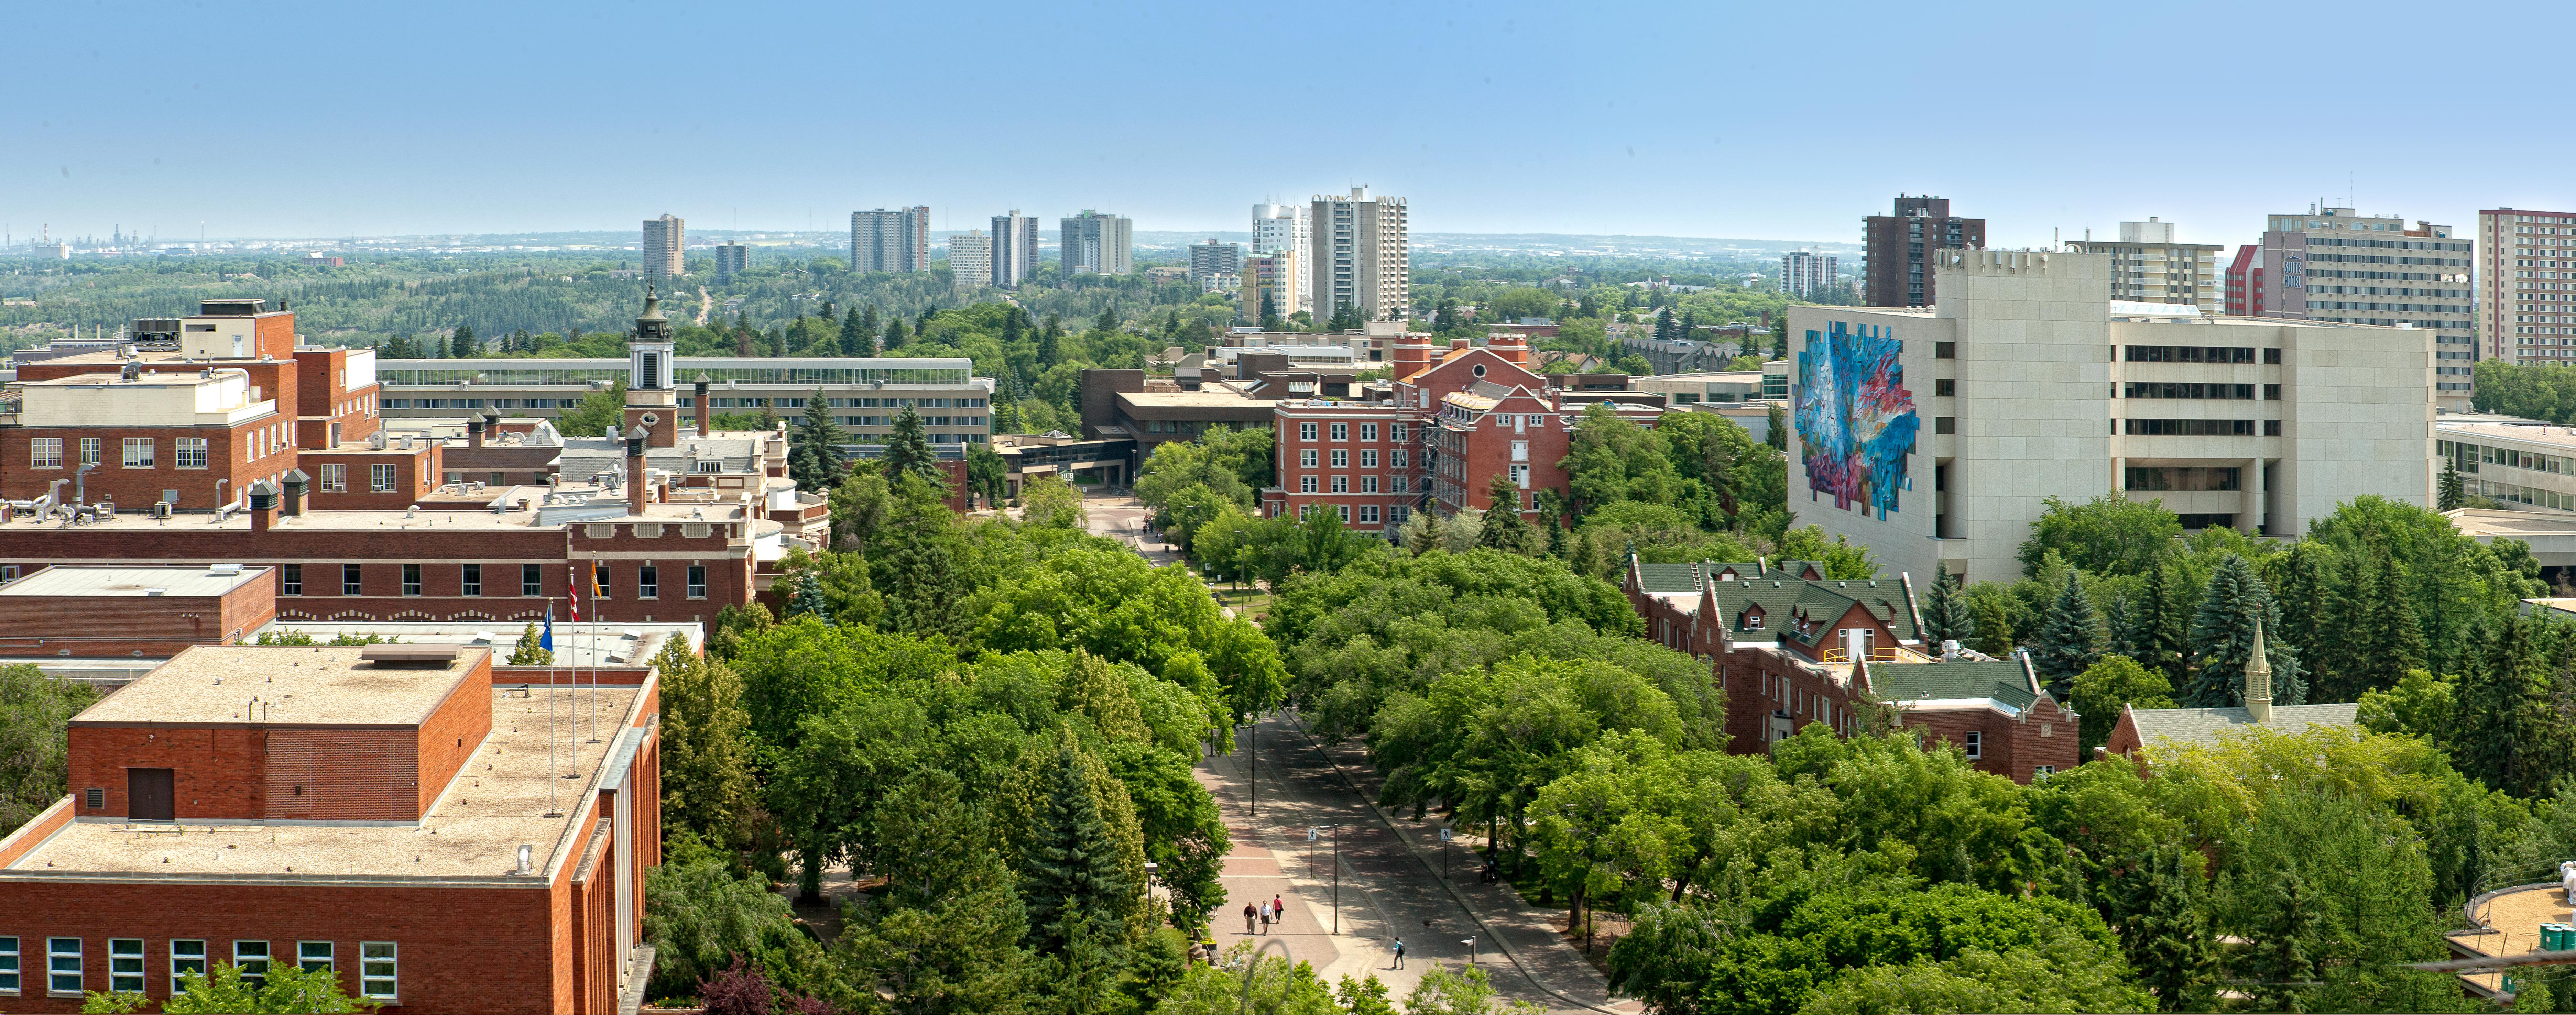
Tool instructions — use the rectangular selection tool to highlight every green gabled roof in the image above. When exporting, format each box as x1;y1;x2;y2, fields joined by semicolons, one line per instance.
1864;660;2037;710
1709;578;1918;642
1633;562;1766;594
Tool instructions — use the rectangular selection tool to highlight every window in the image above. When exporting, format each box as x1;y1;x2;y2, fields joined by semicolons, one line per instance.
233;941;268;988
1;566;16;584
1298;422;1317;441
1360;423;1378;441
2264;419;2282;437
1934;341;1956;359
1360;449;1377;468
2122;382;2256;400
688;565;707;599
123;437;155;468
1330;476;1348;493
1391;422;1407;442
639;565;659;599
1390;475;1407;493
170;940;205;994
2124;344;2254;363
2034;765;2057;779
1330;450;1348;468
1935;417;1956;434
2124;418;2255;436
29;438;60;470
1330;422;1348;441
594;565;611;598
110;940;143;993
79;437;101;466
1336;504;1350;520
342;564;362;596
371;463;398;493
2263;384;2281;400
522;564;543;596
1299;449;1317;468
1934;379;1955;397
0;936;17;994
47;938;78;995
1744;614;1764;630
461;564;481;597
1361;476;1378;493
359;943;396;1001
2264;347;2283;364
321;463;347;492
282;564;303;596
297;942;332;973
1393;449;1408;469
1963;731;1983;760
1359;505;1380;523
1299;476;1317;493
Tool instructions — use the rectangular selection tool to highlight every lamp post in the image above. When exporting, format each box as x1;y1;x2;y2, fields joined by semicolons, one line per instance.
1309;824;1342;933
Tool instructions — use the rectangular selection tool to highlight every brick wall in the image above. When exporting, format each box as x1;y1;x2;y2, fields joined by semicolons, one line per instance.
414;658;496;818
1;415;302;511
302;444;442;511
0;567;277;656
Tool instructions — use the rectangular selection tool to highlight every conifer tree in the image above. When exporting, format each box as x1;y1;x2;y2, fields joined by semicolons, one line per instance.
786;568;833;627
2104;594;2139;661
1919;564;1974;648
838;307;866;356
1094;307;1117;333
1480;475;1536;555
883;405;941;487
2455;617;2558;795
2356;551;2428;693
449;323;478;358
881;473;965;637
788;388;845;493
2030;569;2104;698
2440;457;2466;511
2117;845;2216;1013
1018;738;1133;954
882;317;908;352
2135;556;2192;684
2275;542;2343;698
856;305;881;355
2182;554;2308;707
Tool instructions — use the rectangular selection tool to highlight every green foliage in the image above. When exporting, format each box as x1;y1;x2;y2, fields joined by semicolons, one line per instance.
1018;735;1136;952
255;629;318;645
2356;669;2456;741
2029;569;2104;698
2019;493;2183;578
507;620;554;665
0;663;97;836
2180;554;2306;707
1021;475;1088;529
655;640;756;848
557;378;627;440
883;405;942;488
2069;655;2172;756
114;961;382;1013
1401;964;1542;1014
1919;564;1973;649
644;852;823;1002
788;386;847;493
1153;942;1343;1014
1775;525;1876;580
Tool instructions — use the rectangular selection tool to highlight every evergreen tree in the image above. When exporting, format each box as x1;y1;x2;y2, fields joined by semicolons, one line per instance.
2275;542;2344;698
2116;845;2216;1013
2181;554;2308;708
856;305;881;355
883;405;941;487
880;473;965;637
2240;868;2322;1013
786;569;833;627
449;323;478;358
2135;556;2192;684
2029;569;2104;698
916;307;936;335
1018;738;1132;954
1764;403;1787;451
2104;594;2140;662
2439;457;2466;511
787;388;845;493
1479;474;1536;555
1036;324;1061;367
838;307;866;356
509;621;553;665
882;317;907;352
2455;616;2559;795
1919;564;1975;648
2356;551;2428;694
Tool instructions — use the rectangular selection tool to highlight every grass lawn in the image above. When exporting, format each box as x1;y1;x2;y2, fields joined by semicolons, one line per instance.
1210;586;1272;620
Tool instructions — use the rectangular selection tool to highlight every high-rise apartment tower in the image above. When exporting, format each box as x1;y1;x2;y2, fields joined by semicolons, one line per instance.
1781;251;1838;298
1253;203;1313;313
1863;196;1983;308
992;211;1041;288
2256;206;2473;409
2068;218;2222;312
2479;208;2576;368
948;230;992;291
713;242;747;282
1061;211;1133;276
850;207;931;273
643;214;685;281
1310;187;1409;324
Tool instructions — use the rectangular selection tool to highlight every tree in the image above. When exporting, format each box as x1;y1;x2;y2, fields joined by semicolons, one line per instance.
2181;554;2307;708
1961;581;2018;657
556;379;628;440
1480;474;1537;555
2454;616;2562;796
787;568;833;626
448;323;478;358
884;316;909;352
644;851;824;1002
92;961;382;1014
2018;493;2182;578
1919;564;1974;649
2110;845;2216;1013
884;405;942;487
2132;556;2192;684
2028;570;2104;698
0;663;97;836
2275;542;2344;698
1401;964;1542;1014
788;387;846;493
1764;402;1787;451
1153;942;1342;1014
2069;655;2172;756
880;473;969;637
1777;525;1878;579
655;640;755;847
1018;736;1137;953
509;621;553;666
965;444;1007;507
1022;475;1087;529
2439;457;2465;511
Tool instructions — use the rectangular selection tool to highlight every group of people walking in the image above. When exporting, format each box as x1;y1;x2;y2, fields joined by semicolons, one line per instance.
1242;893;1287;934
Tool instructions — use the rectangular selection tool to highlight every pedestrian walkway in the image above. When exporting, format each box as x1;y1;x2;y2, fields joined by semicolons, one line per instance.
1199;716;1640;1013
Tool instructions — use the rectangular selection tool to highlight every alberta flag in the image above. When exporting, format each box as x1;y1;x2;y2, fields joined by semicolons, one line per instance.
541;601;555;653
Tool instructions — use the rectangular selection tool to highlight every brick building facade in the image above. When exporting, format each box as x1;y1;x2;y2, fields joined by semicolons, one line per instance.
1623;558;2080;783
0;644;663;1013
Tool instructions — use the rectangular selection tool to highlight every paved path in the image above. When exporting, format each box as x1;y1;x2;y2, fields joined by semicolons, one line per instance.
1199;714;1639;1013
1079;492;1186;566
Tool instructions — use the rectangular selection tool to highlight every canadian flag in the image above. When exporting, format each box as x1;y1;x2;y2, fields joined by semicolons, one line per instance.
568;563;583;622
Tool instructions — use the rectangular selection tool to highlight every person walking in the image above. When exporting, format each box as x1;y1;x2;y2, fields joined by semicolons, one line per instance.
1273;894;1286;926
1243;902;1258;936
1392;937;1406;969
1259;900;1273;935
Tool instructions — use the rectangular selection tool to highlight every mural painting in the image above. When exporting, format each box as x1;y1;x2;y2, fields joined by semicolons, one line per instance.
1794;321;1918;519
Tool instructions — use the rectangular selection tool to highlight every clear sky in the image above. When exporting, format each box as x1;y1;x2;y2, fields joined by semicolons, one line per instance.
10;0;2573;250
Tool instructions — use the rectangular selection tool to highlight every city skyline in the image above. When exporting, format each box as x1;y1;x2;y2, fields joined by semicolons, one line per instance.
13;1;2576;247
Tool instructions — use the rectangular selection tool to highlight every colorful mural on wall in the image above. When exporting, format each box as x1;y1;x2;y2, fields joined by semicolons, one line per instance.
1795;321;1918;519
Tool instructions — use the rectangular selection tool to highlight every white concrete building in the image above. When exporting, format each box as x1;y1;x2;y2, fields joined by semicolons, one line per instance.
2438;415;2576;512
2068;218;2222;312
947;230;991;291
642;214;685;280
1781;250;1838;298
1253;203;1312;313
1311;187;1409;324
991;211;1041;288
1789;249;2435;585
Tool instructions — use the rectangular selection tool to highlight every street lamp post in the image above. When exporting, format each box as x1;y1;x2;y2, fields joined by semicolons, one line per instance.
1310;824;1342;934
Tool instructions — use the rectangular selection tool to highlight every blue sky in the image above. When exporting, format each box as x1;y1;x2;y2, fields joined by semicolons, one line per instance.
9;0;2570;250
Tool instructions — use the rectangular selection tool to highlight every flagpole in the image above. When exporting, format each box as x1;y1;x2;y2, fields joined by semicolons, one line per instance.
544;597;560;817
587;551;601;745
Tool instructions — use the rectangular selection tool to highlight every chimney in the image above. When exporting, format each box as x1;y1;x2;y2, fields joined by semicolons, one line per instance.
279;469;309;516
693;374;711;434
1489;331;1529;366
246;479;280;533
1392;334;1435;379
1450;337;1472;352
2244;618;2273;724
467;416;486;449
625;425;650;517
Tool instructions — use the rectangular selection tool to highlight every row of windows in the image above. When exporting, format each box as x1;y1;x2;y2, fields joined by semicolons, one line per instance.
2125;466;2243;492
2121;382;2277;400
280;563;709;599
2122;418;2271;437
699;396;987;409
1296;448;1408;470
1295;474;1412;494
2443;439;2576;476
1291;503;1408;525
380;398;582;410
0;936;395;1001
1291;421;1410;442
2123;345;2275;364
836;416;985;428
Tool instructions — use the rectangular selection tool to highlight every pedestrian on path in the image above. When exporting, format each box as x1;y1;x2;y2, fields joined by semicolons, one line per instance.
1273;894;1286;923
1392;937;1406;969
1260;900;1273;934
1243;902;1257;935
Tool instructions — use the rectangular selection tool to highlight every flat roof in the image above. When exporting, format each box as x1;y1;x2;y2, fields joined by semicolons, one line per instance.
258;621;703;667
9;685;637;879
0;564;268;599
1118;391;1274;409
2450;508;2576;538
0;496;745;532
71;645;491;727
2440;421;2576;445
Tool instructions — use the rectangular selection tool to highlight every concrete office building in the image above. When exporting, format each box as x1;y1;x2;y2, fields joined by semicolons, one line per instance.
1241;252;1299;323
2479;208;2576;367
2439;415;2576;513
377;357;995;453
2256;206;2473;409
1782;250;1838;298
1790;249;2434;585
1061;211;1132;276
991;211;1040;288
850;207;930;274
1311;187;1409;324
1864;196;1984;308
1253;203;1312;312
712;242;747;282
641;214;684;281
1189;239;1242;287
948;230;991;291
2069;218;2222;312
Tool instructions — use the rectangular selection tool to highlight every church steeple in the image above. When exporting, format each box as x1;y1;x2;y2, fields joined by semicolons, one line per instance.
2245;618;2273;724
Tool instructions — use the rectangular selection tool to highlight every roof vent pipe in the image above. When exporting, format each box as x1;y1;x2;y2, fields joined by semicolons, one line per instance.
515;844;533;875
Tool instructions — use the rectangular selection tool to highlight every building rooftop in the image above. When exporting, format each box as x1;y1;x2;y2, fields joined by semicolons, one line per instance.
2123;702;2359;750
1118;390;1276;410
72;645;490;727
0;564;269;599
9;685;638;880
2439;421;2576;444
0;495;746;532
1866;659;2041;712
255;621;702;668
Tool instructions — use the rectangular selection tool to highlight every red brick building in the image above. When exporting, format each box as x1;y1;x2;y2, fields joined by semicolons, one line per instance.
1623;558;2080;783
2224;243;2264;318
0;564;276;659
0;643;662;1013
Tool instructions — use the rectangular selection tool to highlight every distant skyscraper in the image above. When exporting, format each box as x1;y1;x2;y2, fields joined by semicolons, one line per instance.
1310;187;1409;324
1189;239;1242;287
713;242;748;282
1253;203;1312;313
2067;218;2221;312
1780;250;1838;298
850;207;931;273
2482;208;2576;368
643;214;685;281
1061;211;1133;276
948;230;992;291
2260;206;2470;408
1862;196;1983;307
1241;252;1299;324
991;211;1041;288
